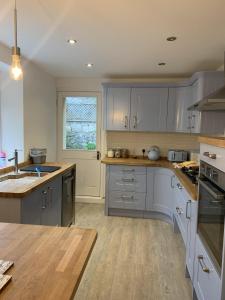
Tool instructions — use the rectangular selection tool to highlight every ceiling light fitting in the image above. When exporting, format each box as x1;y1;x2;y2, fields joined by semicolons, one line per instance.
10;0;23;81
68;39;77;45
166;36;177;42
158;62;166;66
86;63;93;68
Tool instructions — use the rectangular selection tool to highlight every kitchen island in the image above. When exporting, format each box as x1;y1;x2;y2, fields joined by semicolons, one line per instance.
0;223;97;300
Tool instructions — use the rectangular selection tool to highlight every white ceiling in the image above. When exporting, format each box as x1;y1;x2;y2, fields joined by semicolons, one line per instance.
0;0;225;78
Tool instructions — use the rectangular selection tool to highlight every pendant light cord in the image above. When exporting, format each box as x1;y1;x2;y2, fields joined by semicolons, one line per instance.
14;0;17;50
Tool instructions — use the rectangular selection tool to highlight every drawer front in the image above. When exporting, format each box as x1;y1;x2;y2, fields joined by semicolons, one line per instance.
109;165;146;175
109;173;146;192
194;235;220;300
200;143;225;172
108;191;146;210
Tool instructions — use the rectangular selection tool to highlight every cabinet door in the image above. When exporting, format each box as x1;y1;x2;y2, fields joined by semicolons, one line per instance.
21;187;43;225
105;88;131;130
146;168;154;211
147;168;174;217
175;86;193;133
41;176;62;226
130;88;168;131
186;200;198;281
167;88;177;132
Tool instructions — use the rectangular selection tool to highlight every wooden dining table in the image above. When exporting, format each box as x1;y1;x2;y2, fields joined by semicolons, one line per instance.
0;223;97;300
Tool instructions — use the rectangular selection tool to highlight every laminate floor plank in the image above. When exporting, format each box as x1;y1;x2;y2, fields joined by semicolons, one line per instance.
73;203;192;300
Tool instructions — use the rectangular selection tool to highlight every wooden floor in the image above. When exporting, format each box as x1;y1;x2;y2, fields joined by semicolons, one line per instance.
73;203;192;300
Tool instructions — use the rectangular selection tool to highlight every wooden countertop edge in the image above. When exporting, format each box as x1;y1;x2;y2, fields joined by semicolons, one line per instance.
70;230;98;300
101;158;198;200
0;162;76;198
199;136;225;148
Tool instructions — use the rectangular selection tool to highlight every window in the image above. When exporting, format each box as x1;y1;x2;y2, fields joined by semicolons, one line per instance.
64;97;97;150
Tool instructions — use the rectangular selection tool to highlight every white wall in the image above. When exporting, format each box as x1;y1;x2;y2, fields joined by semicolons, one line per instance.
0;65;24;163
23;61;57;162
0;43;57;163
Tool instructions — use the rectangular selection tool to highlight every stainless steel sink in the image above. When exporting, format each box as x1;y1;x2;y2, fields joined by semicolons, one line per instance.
0;172;48;182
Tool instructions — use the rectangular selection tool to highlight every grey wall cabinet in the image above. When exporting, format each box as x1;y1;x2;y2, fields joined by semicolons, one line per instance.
105;88;131;131
146;168;174;218
130;88;168;131
167;86;200;133
21;176;62;226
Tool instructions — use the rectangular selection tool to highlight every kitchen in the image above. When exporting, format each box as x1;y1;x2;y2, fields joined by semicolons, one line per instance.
0;1;225;299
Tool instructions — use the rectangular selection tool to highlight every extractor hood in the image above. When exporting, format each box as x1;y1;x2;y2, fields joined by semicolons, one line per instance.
188;85;225;111
189;53;225;111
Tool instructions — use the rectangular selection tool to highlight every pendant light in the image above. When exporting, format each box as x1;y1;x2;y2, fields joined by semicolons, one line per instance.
10;0;23;80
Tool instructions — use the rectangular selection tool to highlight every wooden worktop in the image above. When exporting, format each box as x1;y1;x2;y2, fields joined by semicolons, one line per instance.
199;136;225;148
0;162;75;198
102;157;198;200
0;223;97;300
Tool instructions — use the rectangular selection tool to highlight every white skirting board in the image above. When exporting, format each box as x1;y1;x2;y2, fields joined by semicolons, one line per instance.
75;196;105;204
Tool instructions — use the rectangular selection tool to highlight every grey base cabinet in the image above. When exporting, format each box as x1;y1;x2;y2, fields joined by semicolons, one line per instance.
193;235;221;300
146;168;174;218
21;176;62;226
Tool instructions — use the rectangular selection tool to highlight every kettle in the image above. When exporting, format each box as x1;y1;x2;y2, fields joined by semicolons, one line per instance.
148;146;160;161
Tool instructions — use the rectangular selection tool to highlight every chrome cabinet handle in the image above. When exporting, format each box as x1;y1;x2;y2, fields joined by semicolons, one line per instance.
177;183;183;190
171;175;175;188
42;190;47;209
133;116;137;129
122;178;135;183
124;116;128;128
203;152;216;159
198;255;210;273
186;200;191;219
176;207;182;215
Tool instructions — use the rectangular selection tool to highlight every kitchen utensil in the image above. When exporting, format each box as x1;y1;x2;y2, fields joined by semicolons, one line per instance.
168;150;188;162
148;146;160;161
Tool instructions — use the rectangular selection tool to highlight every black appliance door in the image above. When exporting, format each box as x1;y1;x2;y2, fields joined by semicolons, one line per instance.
62;172;75;226
198;179;225;272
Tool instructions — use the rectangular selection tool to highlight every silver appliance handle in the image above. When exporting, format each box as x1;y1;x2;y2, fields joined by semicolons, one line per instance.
199;179;224;200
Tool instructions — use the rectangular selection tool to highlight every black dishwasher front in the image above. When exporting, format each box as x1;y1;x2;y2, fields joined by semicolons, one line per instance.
62;169;75;226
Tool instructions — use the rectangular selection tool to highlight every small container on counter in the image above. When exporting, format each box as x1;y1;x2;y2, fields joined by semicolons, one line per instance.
114;149;121;158
121;148;129;158
107;149;114;158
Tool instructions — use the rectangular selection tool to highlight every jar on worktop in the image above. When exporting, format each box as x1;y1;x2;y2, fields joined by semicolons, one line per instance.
114;149;121;158
107;149;114;158
121;149;129;158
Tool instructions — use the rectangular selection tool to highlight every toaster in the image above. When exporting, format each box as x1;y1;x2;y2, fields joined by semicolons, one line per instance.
168;150;188;162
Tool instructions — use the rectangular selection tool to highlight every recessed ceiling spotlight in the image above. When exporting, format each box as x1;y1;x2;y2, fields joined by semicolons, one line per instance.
67;39;77;45
166;36;177;42
86;63;93;68
158;62;166;66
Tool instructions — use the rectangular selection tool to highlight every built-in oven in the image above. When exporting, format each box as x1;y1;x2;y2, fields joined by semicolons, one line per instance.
198;161;225;274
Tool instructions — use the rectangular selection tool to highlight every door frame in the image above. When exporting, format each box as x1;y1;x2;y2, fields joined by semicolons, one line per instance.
57;91;104;203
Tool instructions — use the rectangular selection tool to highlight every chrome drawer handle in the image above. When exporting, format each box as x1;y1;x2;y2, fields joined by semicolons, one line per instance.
122;169;135;172
122;178;135;183
198;255;210;273
121;195;134;200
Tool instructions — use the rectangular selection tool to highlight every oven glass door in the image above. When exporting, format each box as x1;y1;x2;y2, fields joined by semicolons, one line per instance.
198;179;225;273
